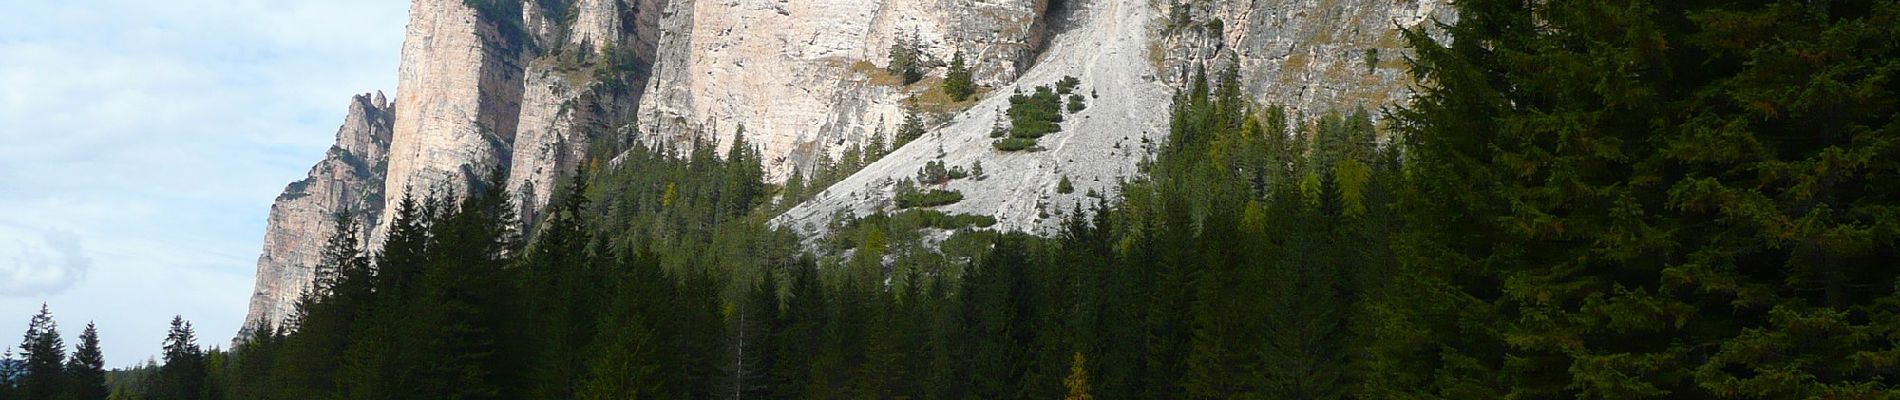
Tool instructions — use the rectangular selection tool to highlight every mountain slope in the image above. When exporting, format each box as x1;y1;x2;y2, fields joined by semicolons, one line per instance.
773;0;1172;236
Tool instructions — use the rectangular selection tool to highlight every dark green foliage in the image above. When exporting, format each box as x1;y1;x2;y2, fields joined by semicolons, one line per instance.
66;322;107;400
19;304;64;400
1067;94;1086;113
992;137;1040;152
887;33;924;85
1362;48;1377;73
1377;0;1900;398
944;51;975;101
1010;86;1065;138
1056;76;1081;95
994;83;1070;151
915;160;969;185
894;179;964;209
159;316;206;400
1056;175;1075;194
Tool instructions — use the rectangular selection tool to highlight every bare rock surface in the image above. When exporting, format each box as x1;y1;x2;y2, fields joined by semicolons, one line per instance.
1160;0;1454;120
242;93;392;333
377;0;528;245
635;0;1050;180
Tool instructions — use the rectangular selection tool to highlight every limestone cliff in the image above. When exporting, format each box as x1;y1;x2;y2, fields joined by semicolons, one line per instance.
1158;0;1454;122
634;0;1054;180
242;93;392;332
375;0;528;244
244;0;654;334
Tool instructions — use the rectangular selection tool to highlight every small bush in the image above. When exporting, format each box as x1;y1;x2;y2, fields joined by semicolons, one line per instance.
993;138;1039;152
898;189;964;209
1057;175;1075;194
898;209;997;229
1067;94;1087;113
1056;76;1082;95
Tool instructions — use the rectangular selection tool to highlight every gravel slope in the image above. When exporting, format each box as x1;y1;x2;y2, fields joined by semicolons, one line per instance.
772;0;1173;238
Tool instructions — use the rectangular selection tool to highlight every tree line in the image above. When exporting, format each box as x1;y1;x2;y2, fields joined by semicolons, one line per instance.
5;0;1897;398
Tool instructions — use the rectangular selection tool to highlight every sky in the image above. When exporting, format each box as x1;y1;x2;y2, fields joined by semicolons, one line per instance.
1;0;409;368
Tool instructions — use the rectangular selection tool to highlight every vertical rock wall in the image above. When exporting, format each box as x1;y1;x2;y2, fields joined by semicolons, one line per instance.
242;93;393;333
635;0;1051;180
377;0;529;245
245;0;658;335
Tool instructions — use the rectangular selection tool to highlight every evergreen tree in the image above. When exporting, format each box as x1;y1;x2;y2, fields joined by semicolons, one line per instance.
1383;0;1900;397
273;213;375;399
0;347;20;399
887;33;924;85
160;316;206;400
780;166;807;210
18;303;64;400
229;322;279;400
65;322;106;400
518;174;603;399
1063;352;1093;400
944;51;975;101
729;269;780;399
770;256;824;400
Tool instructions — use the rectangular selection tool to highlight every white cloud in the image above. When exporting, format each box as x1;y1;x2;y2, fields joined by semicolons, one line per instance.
0;227;91;296
0;0;408;367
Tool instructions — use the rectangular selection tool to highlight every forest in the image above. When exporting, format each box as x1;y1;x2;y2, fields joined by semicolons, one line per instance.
4;0;1898;399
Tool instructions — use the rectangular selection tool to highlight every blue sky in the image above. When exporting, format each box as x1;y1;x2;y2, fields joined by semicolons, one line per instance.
1;0;408;367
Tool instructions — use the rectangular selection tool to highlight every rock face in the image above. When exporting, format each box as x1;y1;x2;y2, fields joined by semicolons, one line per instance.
244;0;656;334
634;0;1052;180
243;92;393;332
375;0;528;244
1159;0;1455;121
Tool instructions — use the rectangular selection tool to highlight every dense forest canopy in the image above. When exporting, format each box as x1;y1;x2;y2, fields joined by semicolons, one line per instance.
5;0;1898;399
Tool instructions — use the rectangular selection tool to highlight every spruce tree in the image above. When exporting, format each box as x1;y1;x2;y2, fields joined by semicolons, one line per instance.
0;347;20;399
160;316;206;400
18;304;64;400
945;51;975;101
65;322;106;400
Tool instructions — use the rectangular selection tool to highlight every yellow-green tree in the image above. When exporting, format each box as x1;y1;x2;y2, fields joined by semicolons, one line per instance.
1064;352;1092;400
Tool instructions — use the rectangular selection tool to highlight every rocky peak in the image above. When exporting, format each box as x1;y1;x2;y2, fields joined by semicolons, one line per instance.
242;93;394;336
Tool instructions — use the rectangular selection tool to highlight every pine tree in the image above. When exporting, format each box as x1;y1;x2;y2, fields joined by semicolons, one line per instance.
230;322;279;400
780;166;807;210
65;322;106;400
887;33;924;85
944;51;975;101
770;256;825;400
728;270;780;400
18;303;64;400
0;347;20;399
160;316;206;400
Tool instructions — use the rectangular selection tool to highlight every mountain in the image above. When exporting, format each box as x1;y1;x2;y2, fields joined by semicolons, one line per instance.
241;0;1450;336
